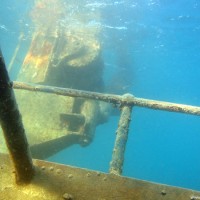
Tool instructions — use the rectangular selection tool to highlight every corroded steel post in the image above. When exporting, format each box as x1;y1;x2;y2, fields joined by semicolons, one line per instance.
109;105;132;175
0;50;34;183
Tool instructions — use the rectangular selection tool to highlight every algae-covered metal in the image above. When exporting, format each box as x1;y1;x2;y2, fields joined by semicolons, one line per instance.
1;153;200;200
1;0;200;198
13;81;200;116
3;0;108;158
1;48;200;199
110;105;132;175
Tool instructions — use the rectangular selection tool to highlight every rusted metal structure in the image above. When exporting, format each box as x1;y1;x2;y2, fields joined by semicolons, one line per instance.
0;51;34;184
1;0;200;199
1;49;200;199
2;0;108;156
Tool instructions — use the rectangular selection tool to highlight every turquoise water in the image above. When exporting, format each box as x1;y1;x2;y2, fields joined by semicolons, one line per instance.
1;0;200;191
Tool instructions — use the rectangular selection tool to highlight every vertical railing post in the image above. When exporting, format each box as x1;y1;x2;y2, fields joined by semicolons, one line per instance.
109;104;132;175
0;49;34;183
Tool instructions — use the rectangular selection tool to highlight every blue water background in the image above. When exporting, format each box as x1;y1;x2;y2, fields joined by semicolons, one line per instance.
1;0;200;190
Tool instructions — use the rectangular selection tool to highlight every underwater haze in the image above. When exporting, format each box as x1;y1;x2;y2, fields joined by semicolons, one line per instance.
1;0;200;191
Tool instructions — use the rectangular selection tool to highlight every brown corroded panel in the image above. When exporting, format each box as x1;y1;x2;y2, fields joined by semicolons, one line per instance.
0;153;200;200
17;32;56;83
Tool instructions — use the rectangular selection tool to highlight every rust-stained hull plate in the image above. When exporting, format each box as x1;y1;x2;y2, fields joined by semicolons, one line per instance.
0;153;199;200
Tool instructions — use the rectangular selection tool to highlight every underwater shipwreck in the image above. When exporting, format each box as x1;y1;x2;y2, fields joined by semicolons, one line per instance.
1;0;200;199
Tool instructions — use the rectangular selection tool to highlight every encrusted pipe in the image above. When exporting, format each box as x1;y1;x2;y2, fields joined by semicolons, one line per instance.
13;81;200;116
109;105;132;175
0;50;34;184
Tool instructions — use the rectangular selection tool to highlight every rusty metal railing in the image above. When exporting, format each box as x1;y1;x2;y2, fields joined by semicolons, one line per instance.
13;81;200;116
1;49;200;183
12;81;200;176
109;105;132;175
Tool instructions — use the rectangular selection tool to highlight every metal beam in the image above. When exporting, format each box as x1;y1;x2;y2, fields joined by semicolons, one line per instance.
0;50;34;183
13;81;200;116
109;105;132;175
1;153;200;200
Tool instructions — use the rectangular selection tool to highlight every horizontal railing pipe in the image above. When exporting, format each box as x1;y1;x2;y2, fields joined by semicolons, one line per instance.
13;81;200;116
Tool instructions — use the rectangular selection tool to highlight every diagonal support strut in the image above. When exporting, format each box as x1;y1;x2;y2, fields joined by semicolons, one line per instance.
0;49;34;184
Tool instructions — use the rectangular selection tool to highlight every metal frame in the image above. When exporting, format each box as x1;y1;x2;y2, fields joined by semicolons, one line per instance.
12;80;200;176
1;49;200;199
13;81;200;116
